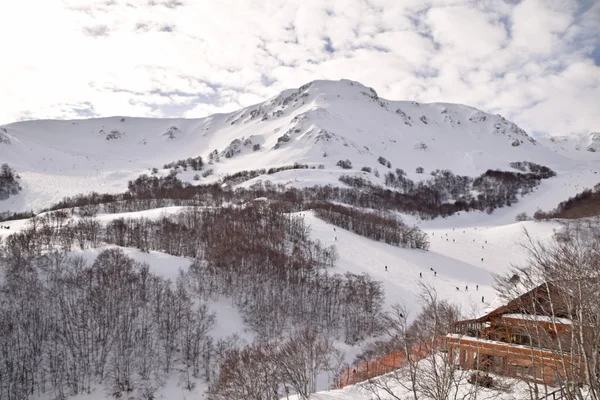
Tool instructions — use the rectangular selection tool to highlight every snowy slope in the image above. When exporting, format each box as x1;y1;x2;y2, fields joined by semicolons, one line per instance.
288;372;535;400
2;79;597;400
302;213;565;322
0;207;560;324
2;79;596;213
71;245;251;341
537;131;600;160
0;200;569;399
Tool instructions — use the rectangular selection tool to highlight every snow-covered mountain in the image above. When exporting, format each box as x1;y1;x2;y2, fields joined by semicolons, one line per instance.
1;79;598;400
537;131;600;159
0;79;597;214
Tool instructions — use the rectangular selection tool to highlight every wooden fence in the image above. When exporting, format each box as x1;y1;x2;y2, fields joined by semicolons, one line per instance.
337;336;445;388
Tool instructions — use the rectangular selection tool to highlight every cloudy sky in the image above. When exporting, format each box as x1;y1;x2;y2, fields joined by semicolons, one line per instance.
1;0;598;136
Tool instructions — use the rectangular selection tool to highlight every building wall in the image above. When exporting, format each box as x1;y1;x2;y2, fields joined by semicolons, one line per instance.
447;335;579;386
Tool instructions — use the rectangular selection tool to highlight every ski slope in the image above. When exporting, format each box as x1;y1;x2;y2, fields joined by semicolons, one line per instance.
1;207;560;322
0;200;570;399
0;204;575;327
302;212;563;321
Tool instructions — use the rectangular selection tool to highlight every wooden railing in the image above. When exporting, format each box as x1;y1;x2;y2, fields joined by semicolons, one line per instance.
453;320;487;338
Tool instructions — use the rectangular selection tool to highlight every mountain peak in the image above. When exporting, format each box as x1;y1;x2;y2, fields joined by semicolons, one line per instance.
1;80;590;213
262;79;380;111
537;131;600;157
287;78;376;94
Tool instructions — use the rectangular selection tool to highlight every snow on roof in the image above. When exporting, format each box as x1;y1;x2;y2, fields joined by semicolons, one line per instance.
502;313;572;325
446;334;558;352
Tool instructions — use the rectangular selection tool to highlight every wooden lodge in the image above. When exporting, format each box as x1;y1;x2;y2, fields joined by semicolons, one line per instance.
446;282;583;386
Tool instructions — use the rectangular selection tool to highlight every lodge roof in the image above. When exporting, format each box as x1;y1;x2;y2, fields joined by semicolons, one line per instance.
460;282;573;325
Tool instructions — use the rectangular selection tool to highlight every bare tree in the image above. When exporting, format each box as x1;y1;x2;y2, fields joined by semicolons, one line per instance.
494;220;600;400
360;283;477;400
209;344;280;400
360;303;418;400
276;328;339;399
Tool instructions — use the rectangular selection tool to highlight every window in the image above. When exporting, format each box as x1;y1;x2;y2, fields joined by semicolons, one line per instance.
510;334;537;346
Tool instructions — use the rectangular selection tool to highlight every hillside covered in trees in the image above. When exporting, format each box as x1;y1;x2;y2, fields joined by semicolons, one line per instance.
0;164;20;201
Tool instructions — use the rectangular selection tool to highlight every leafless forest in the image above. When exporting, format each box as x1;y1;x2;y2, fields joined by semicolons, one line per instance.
0;204;387;399
1;156;594;400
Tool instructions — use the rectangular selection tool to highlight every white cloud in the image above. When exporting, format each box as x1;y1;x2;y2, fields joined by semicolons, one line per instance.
511;0;577;57
426;5;508;59
0;0;598;136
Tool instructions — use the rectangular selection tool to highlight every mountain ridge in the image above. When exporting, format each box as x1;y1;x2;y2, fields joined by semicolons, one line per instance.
0;79;597;214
